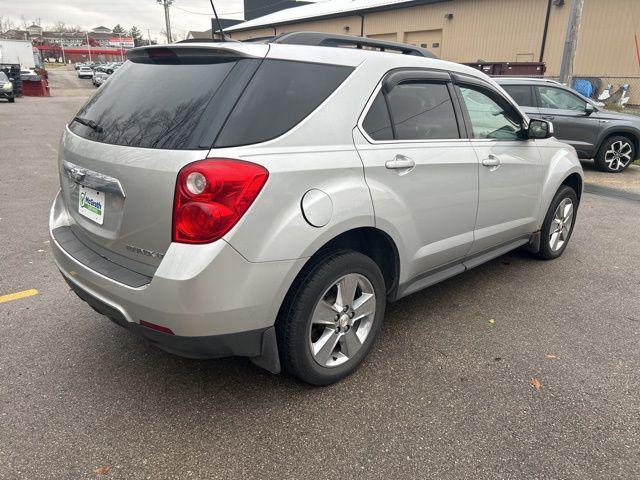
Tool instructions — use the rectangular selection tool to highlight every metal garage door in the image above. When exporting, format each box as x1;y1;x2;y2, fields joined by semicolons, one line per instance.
404;29;442;58
367;32;398;42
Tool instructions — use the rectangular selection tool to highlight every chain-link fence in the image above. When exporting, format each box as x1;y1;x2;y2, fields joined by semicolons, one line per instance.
543;75;640;108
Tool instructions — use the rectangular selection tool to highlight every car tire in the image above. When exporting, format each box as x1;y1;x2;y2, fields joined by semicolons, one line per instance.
276;250;386;386
8;97;15;103
594;135;636;173
536;185;578;260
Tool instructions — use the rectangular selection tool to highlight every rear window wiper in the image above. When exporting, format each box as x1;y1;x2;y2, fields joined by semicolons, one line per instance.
72;116;103;133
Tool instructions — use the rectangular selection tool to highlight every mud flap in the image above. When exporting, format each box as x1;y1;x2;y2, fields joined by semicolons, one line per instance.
250;326;281;374
524;230;541;253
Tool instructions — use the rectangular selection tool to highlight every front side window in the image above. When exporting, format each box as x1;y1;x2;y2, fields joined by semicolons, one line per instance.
459;86;524;140
537;86;586;111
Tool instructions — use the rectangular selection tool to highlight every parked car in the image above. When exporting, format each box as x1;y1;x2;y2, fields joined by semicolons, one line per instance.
497;78;640;172
92;71;109;87
50;35;583;385
77;66;93;79
94;65;114;76
0;71;15;102
74;62;83;70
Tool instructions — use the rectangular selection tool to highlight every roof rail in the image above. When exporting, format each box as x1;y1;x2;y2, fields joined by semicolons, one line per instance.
268;31;437;58
494;76;561;84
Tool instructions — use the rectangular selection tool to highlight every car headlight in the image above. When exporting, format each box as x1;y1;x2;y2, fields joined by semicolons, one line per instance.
2;82;12;91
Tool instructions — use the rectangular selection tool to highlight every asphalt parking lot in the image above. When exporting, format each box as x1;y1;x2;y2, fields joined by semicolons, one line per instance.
1;69;639;479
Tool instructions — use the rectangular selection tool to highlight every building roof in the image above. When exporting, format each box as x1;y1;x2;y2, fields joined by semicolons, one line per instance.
226;0;444;32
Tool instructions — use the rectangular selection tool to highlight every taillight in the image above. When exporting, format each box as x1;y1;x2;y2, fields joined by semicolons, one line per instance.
172;159;268;244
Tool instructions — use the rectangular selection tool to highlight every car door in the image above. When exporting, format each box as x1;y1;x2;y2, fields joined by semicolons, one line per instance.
453;74;543;257
535;84;601;157
353;69;479;284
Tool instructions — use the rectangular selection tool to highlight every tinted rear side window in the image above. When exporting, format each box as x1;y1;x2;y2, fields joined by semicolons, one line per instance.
502;85;534;107
69;59;239;150
386;82;459;140
215;60;353;147
362;92;393;141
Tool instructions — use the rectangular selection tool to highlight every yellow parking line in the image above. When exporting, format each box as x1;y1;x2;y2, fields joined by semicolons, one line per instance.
0;289;39;304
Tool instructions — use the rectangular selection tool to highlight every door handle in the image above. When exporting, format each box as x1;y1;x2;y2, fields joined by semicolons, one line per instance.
541;115;555;120
482;154;501;171
385;155;415;172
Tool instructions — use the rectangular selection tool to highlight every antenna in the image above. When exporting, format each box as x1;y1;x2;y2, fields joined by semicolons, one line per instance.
209;0;226;42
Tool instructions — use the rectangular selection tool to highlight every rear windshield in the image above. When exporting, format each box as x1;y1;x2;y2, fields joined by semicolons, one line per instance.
69;59;238;149
69;56;353;150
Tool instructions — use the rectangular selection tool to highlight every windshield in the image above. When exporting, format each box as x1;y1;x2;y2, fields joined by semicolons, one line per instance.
0;72;8;82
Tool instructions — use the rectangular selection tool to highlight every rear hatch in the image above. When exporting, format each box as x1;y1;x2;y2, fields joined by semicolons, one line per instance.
59;44;268;275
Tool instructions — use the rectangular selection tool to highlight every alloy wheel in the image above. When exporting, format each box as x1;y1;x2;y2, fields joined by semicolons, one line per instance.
604;140;633;171
308;273;376;368
549;198;574;252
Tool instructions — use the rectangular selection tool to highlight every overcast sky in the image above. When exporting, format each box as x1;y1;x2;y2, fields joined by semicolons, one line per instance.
0;0;247;42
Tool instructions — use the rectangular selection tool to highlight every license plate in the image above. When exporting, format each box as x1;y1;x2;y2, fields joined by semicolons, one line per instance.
78;185;105;225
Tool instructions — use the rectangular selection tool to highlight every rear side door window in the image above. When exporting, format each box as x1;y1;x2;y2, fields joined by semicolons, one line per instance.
361;91;394;141
502;85;535;108
387;83;460;140
362;81;460;141
458;85;525;140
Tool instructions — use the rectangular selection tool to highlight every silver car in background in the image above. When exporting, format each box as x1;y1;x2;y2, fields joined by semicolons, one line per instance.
50;34;583;385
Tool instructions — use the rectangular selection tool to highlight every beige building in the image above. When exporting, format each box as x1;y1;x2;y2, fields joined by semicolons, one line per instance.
226;0;640;98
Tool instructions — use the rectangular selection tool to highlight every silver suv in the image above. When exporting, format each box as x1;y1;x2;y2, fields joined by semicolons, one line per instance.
50;34;583;385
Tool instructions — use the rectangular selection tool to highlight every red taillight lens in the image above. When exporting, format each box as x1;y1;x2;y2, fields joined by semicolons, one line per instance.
172;159;268;244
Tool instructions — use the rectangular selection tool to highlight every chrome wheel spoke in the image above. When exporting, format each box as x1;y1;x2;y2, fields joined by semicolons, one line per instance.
312;300;340;326
313;328;340;366
339;329;362;357
352;292;375;321
620;143;632;156
336;274;359;308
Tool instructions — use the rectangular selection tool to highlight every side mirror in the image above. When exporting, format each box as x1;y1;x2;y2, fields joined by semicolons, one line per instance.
528;119;554;139
585;103;595;116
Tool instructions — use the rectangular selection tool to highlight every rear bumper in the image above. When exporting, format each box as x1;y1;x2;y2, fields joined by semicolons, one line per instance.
49;191;305;370
63;274;271;360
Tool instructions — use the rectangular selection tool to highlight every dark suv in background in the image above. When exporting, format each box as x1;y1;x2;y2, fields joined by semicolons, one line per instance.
497;78;640;173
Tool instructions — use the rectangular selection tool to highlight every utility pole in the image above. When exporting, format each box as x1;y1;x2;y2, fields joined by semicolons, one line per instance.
147;28;152;45
157;0;174;43
558;0;584;85
59;32;66;64
86;31;92;62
